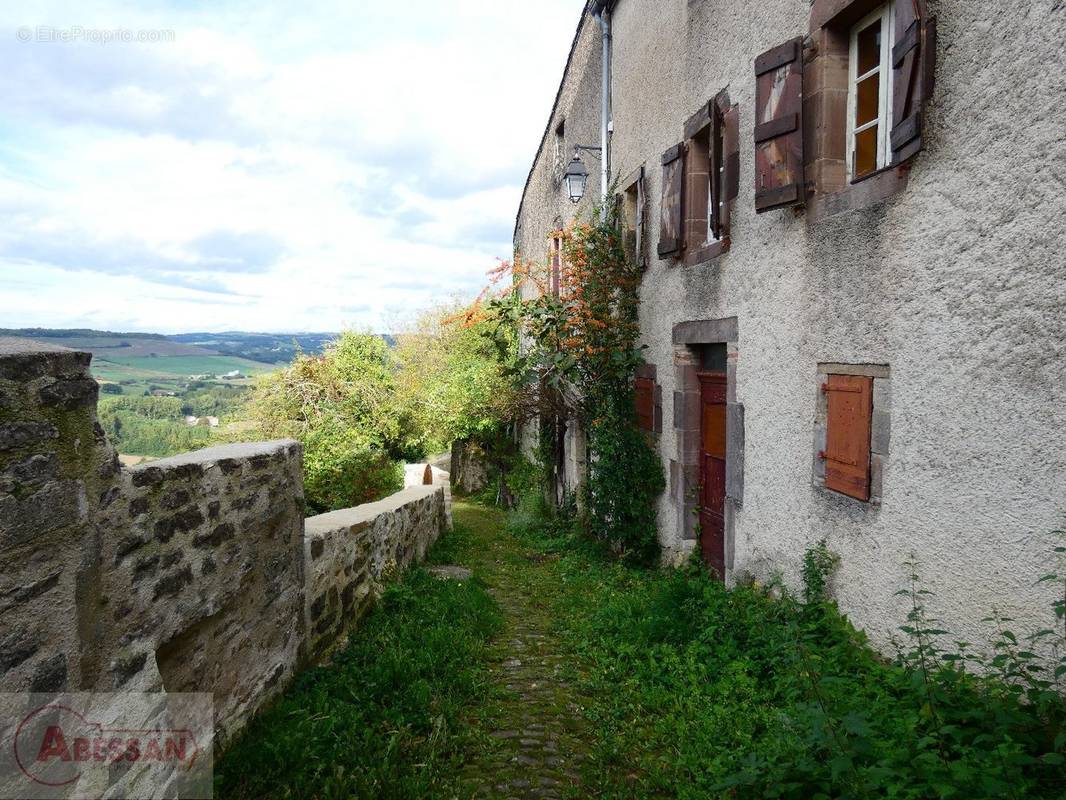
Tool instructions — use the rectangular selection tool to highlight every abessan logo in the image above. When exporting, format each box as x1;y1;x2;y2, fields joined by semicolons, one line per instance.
14;705;200;786
0;693;213;800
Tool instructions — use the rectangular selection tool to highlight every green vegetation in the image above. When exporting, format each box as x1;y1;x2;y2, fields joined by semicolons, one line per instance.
216;506;504;800
97;385;250;458
243;331;410;513
469;203;664;559
511;504;1066;799
394;304;518;456
216;500;1066;799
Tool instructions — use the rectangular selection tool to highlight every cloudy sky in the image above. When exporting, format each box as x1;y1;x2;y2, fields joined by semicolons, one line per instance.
0;0;579;333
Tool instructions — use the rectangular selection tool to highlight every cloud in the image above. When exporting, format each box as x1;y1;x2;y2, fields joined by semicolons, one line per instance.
0;0;583;331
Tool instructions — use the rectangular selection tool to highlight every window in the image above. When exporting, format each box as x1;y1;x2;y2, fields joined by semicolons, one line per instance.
620;166;645;267
550;235;562;297
634;377;655;432
633;364;661;435
678;91;737;264
698;124;724;244
553;119;565;178
847;4;895;179
822;374;873;499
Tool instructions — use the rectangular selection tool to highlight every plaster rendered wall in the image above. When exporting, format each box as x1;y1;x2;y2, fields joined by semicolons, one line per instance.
0;339;451;745
516;1;1066;655
513;3;603;493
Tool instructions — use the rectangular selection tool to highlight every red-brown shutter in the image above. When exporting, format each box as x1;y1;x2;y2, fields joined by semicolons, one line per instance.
708;102;723;241
635;168;645;266
658;143;684;256
634;377;655;432
823;375;873;501
753;37;804;213
890;1;936;165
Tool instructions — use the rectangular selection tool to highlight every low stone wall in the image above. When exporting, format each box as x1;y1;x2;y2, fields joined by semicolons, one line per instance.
0;338;449;745
304;485;448;660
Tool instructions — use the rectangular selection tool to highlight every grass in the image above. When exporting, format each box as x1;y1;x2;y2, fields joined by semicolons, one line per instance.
214;500;1066;799
215;506;504;800
508;517;1066;799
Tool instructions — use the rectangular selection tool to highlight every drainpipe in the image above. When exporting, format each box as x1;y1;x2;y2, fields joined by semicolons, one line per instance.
592;2;611;217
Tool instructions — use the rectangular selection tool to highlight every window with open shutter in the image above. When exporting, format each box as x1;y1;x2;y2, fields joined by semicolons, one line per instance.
890;0;935;165
634;377;655;432
754;37;804;213
658;143;684;257
822;374;873;501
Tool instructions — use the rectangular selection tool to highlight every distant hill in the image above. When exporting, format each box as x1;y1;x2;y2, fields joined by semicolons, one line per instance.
169;332;340;364
1;328;343;364
0;327;168;341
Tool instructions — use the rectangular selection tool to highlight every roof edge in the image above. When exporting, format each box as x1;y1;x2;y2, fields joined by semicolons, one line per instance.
511;1;595;246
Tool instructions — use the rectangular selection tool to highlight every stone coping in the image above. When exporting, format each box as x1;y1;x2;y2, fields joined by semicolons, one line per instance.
128;439;299;470
305;485;441;534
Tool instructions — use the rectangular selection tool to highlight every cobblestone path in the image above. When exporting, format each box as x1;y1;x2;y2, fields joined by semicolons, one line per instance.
455;506;591;799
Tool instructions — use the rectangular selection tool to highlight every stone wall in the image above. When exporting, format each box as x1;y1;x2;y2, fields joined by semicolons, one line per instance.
303;484;448;661
0;339;449;745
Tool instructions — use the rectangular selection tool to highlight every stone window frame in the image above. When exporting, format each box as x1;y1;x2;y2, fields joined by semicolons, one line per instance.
804;0;914;222
812;362;890;506
679;89;739;267
669;318;744;575
619;164;647;269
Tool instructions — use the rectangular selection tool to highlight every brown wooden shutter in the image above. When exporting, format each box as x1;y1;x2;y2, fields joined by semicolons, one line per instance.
635;168;645;266
754;37;804;213
708;103;723;241
823;375;873;501
635;377;655;432
721;99;740;234
890;1;936;165
658;143;684;257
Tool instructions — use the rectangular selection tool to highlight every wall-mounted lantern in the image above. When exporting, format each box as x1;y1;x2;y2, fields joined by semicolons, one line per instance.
564;154;589;203
563;145;602;203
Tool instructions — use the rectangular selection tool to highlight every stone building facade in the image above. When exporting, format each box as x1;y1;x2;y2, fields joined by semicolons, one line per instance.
514;0;1066;652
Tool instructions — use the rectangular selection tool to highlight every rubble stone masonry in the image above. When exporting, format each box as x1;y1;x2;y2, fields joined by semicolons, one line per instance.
0;338;448;745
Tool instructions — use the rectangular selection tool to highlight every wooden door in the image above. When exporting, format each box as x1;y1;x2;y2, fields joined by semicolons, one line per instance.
698;373;727;577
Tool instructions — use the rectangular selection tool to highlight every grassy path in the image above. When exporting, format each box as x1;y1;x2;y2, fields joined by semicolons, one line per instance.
452;503;591;798
217;500;1066;800
216;500;594;799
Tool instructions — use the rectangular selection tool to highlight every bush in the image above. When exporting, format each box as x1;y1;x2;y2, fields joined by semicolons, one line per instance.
551;540;1066;799
242;331;407;512
583;392;665;565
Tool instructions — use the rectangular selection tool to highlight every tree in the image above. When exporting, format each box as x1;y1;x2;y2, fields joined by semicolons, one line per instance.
242;331;405;513
393;303;519;455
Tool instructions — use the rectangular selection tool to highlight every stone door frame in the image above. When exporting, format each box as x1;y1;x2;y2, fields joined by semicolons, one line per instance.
670;317;744;578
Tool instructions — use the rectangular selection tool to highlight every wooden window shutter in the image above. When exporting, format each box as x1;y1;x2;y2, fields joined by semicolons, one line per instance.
823;375;873;501
754;37;804;213
658;143;684;257
708;102;724;241
635;168;645;266
890;1;936;166
634;377;655;432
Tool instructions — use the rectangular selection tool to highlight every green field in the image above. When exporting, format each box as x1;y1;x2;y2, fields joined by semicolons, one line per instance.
93;355;275;380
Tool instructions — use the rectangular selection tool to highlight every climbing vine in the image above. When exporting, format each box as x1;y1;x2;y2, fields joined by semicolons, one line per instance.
462;201;664;563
